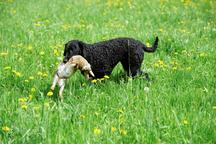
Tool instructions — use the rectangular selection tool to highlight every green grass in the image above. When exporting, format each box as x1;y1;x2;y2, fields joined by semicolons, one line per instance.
0;0;216;143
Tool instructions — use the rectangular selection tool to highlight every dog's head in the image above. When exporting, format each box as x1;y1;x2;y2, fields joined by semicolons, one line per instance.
63;40;85;63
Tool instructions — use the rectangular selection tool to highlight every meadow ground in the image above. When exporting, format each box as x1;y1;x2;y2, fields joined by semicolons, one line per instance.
0;0;216;143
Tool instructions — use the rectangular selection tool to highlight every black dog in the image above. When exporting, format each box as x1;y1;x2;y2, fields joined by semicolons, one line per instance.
63;37;159;78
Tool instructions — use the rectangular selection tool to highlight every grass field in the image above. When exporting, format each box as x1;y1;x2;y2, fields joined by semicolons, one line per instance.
0;0;216;143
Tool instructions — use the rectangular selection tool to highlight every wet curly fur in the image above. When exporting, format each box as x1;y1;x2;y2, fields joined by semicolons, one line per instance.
63;36;159;78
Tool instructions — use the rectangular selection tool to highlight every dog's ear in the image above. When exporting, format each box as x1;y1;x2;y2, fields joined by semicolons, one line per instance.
77;41;87;57
63;43;68;56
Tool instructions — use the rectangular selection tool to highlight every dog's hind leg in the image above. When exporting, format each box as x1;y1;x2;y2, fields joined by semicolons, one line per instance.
58;79;65;100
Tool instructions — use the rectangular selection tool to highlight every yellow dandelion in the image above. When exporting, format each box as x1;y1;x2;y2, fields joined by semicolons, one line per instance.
80;114;86;120
186;66;192;71
42;73;48;77
47;91;53;97
91;79;97;83
111;127;117;133
212;106;216;110
12;70;22;77
21;104;28;110
117;108;124;113
4;66;11;70
28;94;33;101
2;126;11;133
37;71;43;76
104;75;110;79
0;52;8;56
93;128;102;136
172;66;177;70
159;28;164;32
24;79;29;83
183;119;188;125
31;87;36;93
99;78;105;81
29;76;34;80
199;52;207;57
120;129;127;136
146;42;151;47
27;44;33;51
34;22;41;27
18;97;27;103
53;49;60;56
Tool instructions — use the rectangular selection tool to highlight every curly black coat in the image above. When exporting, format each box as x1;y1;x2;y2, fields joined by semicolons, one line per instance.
63;37;159;78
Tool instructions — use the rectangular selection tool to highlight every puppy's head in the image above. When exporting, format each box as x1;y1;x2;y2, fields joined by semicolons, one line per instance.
63;40;85;63
82;65;95;78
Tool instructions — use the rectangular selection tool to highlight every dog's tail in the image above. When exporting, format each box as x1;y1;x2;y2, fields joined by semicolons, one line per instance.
143;36;159;52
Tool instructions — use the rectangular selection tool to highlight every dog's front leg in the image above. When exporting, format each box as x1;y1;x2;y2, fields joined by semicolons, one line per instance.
58;78;65;100
51;74;59;91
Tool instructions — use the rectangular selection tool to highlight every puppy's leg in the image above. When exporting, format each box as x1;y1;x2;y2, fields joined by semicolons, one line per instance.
58;78;65;100
51;74;59;91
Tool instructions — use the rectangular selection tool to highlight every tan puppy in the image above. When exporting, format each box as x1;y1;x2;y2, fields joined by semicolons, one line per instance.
51;55;94;99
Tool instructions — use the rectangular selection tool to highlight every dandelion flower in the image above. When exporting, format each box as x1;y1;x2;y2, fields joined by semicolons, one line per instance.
21;104;28;110
146;42;151;47
47;91;53;97
42;73;48;77
93;128;102;136
28;94;33;101
2;126;11;133
172;66;177;70
12;70;22;77
91;79;97;83
199;52;207;57
24;79;29;83
29;76;34;80
183;119;188;125
37;71;43;76
120;129;127;136
18;97;27;103
80;114;86;120
104;75;110;79
212;106;216;110
111;127;117;133
0;52;8;56
30;88;36;93
186;66;192;71
99;78;105;81
27;45;33;51
117;108;124;113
